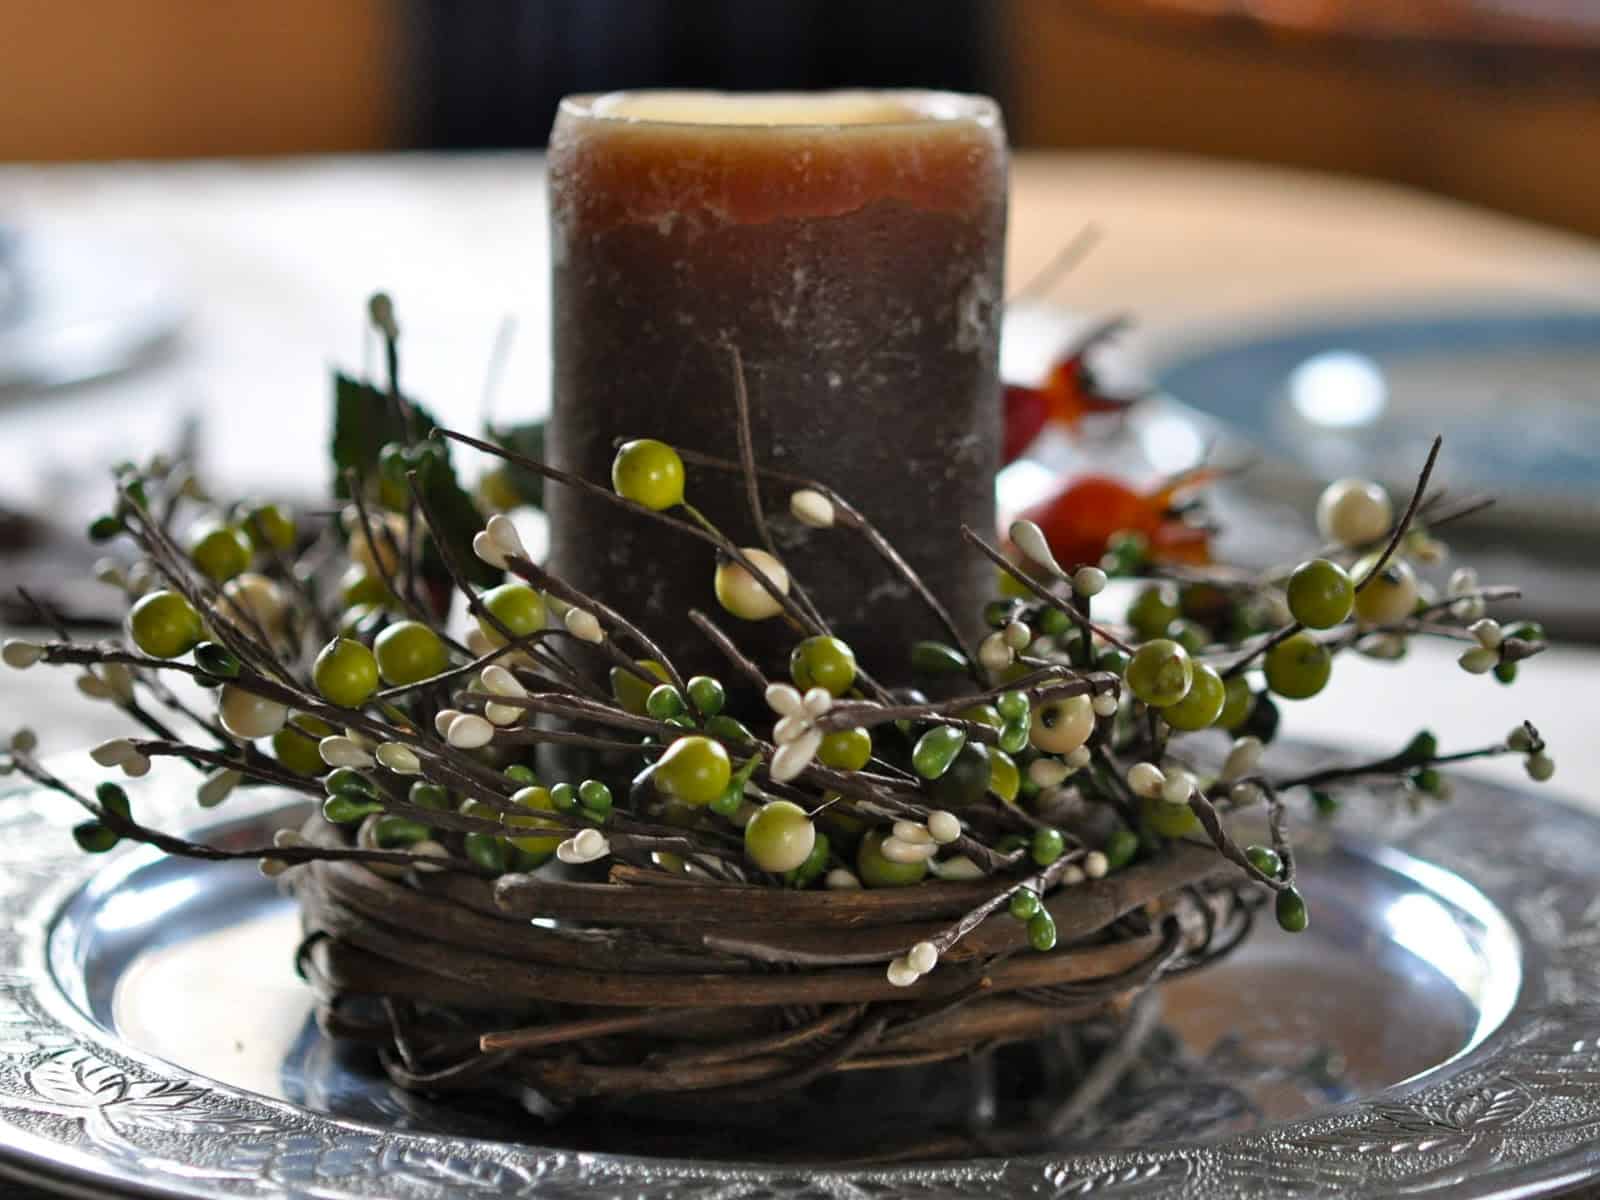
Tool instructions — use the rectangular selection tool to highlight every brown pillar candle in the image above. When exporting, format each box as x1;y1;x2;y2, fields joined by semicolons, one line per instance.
547;90;1007;680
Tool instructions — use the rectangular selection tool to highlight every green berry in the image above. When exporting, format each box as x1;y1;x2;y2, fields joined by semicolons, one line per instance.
128;590;204;659
1125;639;1193;707
1286;559;1354;629
961;703;1004;730
857;829;927;887
1412;767;1443;795
1275;886;1309;933
709;783;744;818
1505;621;1545;644
323;794;383;824
1244;844;1282;878
929;742;992;808
1217;674;1254;731
373;620;448;686
578;779;613;816
1127;585;1179;640
745;800;816;873
654;736;731;807
1263;632;1332;700
1098;648;1131;678
912;725;966;780
611;439;685;511
188;522;252;583
88;514;125;542
464;832;510;873
549;782;577;811
341;566;391;609
984;599;1019;629
409;782;450;810
611;660;671;715
1493;661;1517;685
504;764;538;786
996;690;1030;723
1311;789;1339;818
910;640;968;676
1030;827;1065;866
242;502;296;553
1038;607;1071;637
1160;662;1226;731
1104;828;1140;870
324;766;377;798
73;821;120;853
790;635;857;697
646;684;686;720
272;715;333;776
192;641;241;679
312;638;380;707
1142;793;1199;837
785;832;831;888
97;781;131;820
1399;729;1438;764
1101;530;1147;574
1008;889;1041;920
686;675;725;717
1244;692;1282;743
816;727;872;772
477;583;546;647
998;719;1030;755
705;714;755;745
1168;619;1208;655
1027;910;1058;951
372;815;431;848
988;748;1021;804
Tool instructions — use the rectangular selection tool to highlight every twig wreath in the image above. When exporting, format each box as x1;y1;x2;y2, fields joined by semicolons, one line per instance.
0;295;1553;1136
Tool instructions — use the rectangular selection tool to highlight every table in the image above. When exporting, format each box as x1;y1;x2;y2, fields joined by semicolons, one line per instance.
2;149;1599;1198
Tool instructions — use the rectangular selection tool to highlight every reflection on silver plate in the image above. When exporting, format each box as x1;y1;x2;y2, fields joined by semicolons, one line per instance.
2;753;1600;1198
1152;308;1600;538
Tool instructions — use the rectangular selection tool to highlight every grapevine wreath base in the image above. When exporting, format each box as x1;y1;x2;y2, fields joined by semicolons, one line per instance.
0;298;1554;1158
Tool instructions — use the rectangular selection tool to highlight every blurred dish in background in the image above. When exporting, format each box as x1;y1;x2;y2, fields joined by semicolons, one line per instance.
0;224;184;393
1152;308;1600;542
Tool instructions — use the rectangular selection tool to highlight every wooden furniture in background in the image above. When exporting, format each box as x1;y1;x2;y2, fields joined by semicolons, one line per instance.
0;0;397;161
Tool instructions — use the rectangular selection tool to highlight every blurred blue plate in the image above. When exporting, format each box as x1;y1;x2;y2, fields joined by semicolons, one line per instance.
1152;308;1600;539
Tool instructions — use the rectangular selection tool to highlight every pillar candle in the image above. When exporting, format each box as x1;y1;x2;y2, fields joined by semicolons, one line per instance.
547;90;1007;680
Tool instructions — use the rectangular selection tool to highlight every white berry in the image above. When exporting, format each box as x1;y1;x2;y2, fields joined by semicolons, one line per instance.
1316;478;1393;547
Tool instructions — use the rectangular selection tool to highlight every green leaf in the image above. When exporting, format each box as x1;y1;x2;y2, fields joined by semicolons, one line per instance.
486;419;548;509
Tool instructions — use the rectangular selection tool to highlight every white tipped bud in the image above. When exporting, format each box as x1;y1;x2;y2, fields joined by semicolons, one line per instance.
892;820;934;845
409;840;448;873
464;628;495;658
825;867;861;890
434;709;462;738
886;956;921;988
485;702;522;727
91;738;136;767
801;687;833;718
1127;762;1166;799
789;489;835;529
556;828;610;864
197;768;241;809
258;858;290;878
1073;566;1108;597
1447;566;1478;598
376;743;422;775
1066;745;1093;769
273;828;311;849
1220;736;1264;782
93;558;127;588
120;752;151;778
472;531;508;570
907;940;939;975
1002;620;1032;651
2;640;45;670
481;664;525;698
1092;692;1119;718
563;608;603;644
978;633;1013;673
929;854;983;880
880;836;938;864
1451;596;1487;622
1230;781;1264;807
773;714;809;745
1062;864;1086;885
770;727;822;782
1084;850;1109;879
1029;757;1070;789
319;735;375;770
1525;752;1555;783
1507;725;1534;752
1458;647;1498;675
98;663;135;704
445;713;495;750
1160;773;1193;807
765;683;803;716
10;728;38;755
927;810;962;844
1009;519;1063;577
1469;619;1503;650
76;673;113;701
485;513;525;560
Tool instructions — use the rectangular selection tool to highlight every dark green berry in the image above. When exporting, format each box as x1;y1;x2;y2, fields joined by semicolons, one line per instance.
1030;827;1065;866
323;794;383;824
1038;607;1071;637
1399;729;1438;766
706;714;755;745
550;782;577;812
710;783;744;817
984;600;1019;629
912;725;966;780
578;779;613;817
409;782;450;810
88;515;125;542
504;764;538;787
1311;789;1339;818
96;781;131;821
1027;910;1058;951
1009;889;1041;921
464;832;509;873
929;742;992;808
324;767;377;798
646;684;686;720
996;690;1030;723
1493;661;1517;685
1275;886;1309;933
686;675;725;717
193;642;241;679
998;719;1030;755
1104;828;1140;871
73;821;120;853
1244;844;1282;878
910;641;969;676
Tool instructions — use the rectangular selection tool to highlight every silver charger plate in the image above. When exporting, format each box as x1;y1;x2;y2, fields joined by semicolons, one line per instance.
1;755;1599;1199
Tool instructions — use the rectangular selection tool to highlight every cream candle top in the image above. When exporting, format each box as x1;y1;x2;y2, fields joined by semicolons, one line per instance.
550;89;1005;236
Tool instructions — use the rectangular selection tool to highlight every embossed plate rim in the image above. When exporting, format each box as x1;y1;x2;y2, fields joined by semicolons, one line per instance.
1;756;1599;1199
